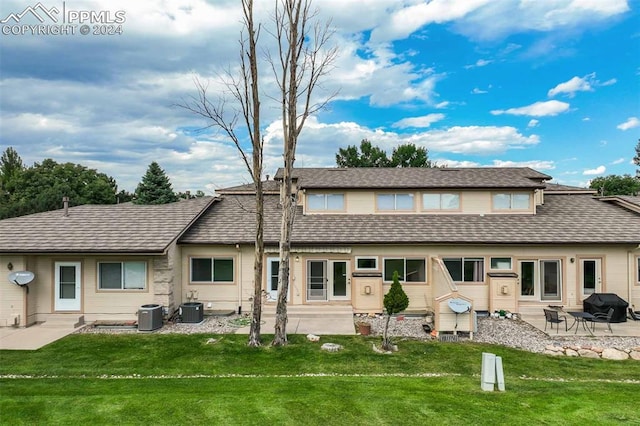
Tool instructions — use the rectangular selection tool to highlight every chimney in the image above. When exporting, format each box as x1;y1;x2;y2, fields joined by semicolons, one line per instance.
185;190;191;199
63;196;69;217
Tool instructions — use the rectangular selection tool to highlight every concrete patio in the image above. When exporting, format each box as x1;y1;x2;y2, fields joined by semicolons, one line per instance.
520;312;640;338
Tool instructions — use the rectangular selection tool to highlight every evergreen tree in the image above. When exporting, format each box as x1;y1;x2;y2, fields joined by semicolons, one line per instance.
134;162;178;204
634;139;639;178
382;271;410;350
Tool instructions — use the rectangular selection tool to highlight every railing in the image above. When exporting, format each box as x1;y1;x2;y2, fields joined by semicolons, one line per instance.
431;257;457;297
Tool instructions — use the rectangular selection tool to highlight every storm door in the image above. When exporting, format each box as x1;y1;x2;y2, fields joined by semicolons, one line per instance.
54;262;81;311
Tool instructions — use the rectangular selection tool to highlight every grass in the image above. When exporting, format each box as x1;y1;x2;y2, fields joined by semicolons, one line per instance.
1;334;639;425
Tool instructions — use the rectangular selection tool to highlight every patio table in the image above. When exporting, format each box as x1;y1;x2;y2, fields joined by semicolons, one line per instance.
567;311;595;335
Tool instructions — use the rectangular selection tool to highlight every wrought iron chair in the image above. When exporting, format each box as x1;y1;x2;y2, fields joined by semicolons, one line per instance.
543;308;567;333
591;307;614;332
628;307;640;321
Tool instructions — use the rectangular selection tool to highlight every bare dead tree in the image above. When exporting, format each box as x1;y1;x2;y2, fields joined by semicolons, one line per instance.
270;0;338;346
178;0;265;347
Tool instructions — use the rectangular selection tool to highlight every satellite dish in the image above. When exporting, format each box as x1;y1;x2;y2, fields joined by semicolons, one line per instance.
8;271;35;286
448;298;471;313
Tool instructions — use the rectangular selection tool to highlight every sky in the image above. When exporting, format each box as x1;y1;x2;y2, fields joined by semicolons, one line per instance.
1;0;639;194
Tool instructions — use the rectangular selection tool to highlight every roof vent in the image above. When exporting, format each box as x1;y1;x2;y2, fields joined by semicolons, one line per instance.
63;196;69;217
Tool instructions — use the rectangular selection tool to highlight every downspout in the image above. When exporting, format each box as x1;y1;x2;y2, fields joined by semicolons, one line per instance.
237;244;242;314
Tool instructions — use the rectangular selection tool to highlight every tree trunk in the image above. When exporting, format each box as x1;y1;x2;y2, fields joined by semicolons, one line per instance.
382;314;392;351
272;162;294;346
248;179;264;346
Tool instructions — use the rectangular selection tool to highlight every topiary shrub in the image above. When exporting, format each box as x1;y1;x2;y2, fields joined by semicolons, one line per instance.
382;270;409;350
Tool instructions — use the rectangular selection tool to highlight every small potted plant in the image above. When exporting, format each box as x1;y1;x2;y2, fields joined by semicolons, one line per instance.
356;320;372;335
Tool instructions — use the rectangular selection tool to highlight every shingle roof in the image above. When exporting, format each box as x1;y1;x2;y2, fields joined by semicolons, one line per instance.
273;167;551;189
0;197;215;254
179;193;640;245
544;182;597;193
218;180;280;194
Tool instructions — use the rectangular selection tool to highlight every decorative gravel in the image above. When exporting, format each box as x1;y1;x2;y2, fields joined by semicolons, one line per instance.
76;314;640;353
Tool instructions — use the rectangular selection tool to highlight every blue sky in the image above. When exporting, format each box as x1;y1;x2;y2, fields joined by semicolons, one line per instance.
1;0;638;194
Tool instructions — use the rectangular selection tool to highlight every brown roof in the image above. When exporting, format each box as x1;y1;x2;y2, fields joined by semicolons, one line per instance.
218;180;280;194
274;167;551;189
0;197;215;254
544;182;597;194
600;195;640;213
179;193;640;246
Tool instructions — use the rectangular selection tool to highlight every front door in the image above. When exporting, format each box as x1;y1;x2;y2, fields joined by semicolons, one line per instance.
266;257;280;301
55;262;81;311
580;258;602;297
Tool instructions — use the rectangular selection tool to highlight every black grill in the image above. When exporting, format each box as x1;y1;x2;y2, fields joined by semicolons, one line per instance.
583;293;628;323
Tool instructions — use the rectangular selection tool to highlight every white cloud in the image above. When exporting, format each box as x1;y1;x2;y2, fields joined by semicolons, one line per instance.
582;117;591;121
611;158;625;165
617;117;640;130
548;72;617;97
435;101;450;109
472;88;488;94
491;100;570;117
583;166;606;175
548;73;595;97
392;114;446;129
527;119;539;127
370;0;492;43
465;58;492;68
491;159;555;170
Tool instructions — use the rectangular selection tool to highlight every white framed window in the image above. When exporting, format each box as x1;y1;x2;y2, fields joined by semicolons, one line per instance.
443;257;485;282
636;257;640;285
355;256;378;270
422;193;460;210
490;257;512;270
383;258;426;282
98;261;146;290
493;193;531;210
377;193;414;211
307;193;344;211
190;257;234;283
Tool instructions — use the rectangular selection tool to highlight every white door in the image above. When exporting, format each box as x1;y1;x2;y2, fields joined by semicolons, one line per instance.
329;260;350;301
266;257;280;300
580;258;602;296
55;262;81;311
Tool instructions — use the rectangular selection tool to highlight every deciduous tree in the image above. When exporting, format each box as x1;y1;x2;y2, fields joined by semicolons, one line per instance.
336;141;433;168
589;174;640;196
179;0;265;346
271;0;338;346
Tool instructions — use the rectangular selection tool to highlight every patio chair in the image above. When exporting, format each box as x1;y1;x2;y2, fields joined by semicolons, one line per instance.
628;307;640;321
591;307;614;332
543;308;567;333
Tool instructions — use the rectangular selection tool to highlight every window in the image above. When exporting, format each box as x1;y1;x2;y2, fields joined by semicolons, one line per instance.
377;193;414;211
443;257;484;282
383;258;426;282
356;257;378;270
637;258;640;284
490;257;512;270
99;261;146;290
423;193;460;210
307;193;344;211
190;257;234;283
493;193;531;210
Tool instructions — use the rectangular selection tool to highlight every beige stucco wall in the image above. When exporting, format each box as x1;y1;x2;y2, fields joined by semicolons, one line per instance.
176;243;639;317
0;255;28;326
0;253;169;326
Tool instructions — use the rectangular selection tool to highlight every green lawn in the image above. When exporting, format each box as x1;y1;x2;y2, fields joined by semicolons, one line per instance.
1;334;639;425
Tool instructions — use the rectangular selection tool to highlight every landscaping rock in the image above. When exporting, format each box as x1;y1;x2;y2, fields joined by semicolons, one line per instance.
629;351;640;361
601;348;629;360
321;343;342;352
577;349;599;358
565;348;579;357
306;334;320;342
